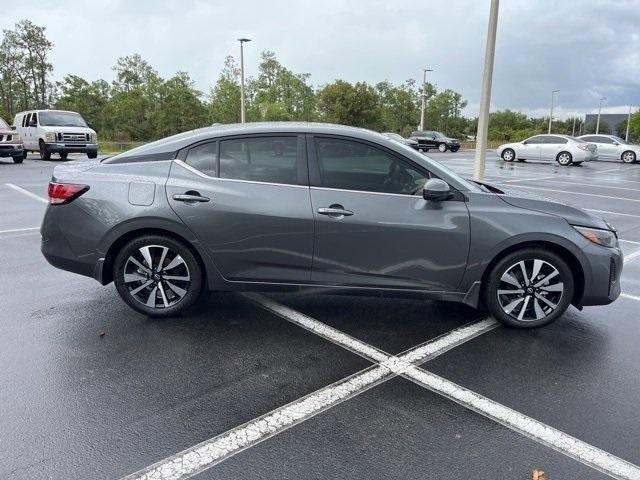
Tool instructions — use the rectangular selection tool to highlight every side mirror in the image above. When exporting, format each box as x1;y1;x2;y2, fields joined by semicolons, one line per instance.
522;141;528;145
10;125;16;130
613;142;619;146
423;178;453;202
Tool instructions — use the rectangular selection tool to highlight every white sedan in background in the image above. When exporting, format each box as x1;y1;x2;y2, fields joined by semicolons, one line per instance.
497;134;598;166
578;134;640;163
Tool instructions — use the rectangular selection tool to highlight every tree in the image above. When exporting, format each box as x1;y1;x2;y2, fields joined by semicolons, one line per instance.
316;80;380;129
629;112;640;142
209;56;241;124
0;19;54;116
55;75;110;133
248;51;315;121
375;80;420;136
154;71;207;137
425;89;468;138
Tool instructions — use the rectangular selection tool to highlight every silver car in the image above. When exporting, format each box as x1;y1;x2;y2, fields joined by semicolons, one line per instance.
41;123;622;328
577;134;640;163
497;134;598;166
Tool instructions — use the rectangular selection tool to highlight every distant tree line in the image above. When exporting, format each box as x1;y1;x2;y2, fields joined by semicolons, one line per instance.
1;19;639;143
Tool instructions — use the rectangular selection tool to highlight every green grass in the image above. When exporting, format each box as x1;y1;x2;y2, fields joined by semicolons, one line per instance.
98;141;145;154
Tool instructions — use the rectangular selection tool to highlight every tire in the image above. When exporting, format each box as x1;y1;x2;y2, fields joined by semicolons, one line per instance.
556;151;572;166
59;152;68;161
39;140;51;160
450;147;460;152
88;151;98;159
12;155;24;164
113;235;204;317
438;143;447;153
485;248;574;328
572;162;583;167
501;148;515;162
621;151;636;164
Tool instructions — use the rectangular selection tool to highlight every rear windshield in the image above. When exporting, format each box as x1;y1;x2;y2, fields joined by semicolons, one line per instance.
39;111;88;127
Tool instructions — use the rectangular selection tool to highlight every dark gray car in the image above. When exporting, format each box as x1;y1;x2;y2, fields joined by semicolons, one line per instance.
41;122;622;328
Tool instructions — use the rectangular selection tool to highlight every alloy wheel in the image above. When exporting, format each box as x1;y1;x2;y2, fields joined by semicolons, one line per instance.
622;151;636;163
502;149;515;161
497;259;564;322
438;144;447;152
557;153;572;165
123;244;191;309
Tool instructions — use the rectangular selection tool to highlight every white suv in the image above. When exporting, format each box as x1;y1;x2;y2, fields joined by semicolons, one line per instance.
13;109;98;160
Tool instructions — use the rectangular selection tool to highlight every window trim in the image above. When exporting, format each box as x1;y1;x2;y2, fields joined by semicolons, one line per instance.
182;140;218;177
177;133;308;186
307;134;463;200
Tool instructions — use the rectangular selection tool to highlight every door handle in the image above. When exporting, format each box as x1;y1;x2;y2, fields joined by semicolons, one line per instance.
173;193;210;203
317;206;353;217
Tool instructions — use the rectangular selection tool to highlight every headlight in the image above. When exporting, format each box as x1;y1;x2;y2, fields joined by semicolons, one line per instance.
573;226;617;248
45;132;56;142
90;132;97;142
12;133;21;141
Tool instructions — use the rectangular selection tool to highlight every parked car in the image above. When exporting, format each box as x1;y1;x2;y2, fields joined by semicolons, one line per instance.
577;134;640;163
497;134;598;166
41;123;622;328
13;109;98;160
382;132;420;150
409;130;460;152
0;117;25;163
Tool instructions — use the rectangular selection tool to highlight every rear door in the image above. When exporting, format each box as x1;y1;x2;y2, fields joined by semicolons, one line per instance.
307;135;470;291
166;134;314;282
539;135;568;162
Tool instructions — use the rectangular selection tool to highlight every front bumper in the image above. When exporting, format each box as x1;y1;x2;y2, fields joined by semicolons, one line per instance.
578;243;622;306
46;142;98;154
0;144;24;157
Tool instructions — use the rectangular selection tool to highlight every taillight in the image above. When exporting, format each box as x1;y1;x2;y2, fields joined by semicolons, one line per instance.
48;182;89;205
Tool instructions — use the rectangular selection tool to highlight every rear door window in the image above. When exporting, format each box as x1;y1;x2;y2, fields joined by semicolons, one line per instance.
185;141;217;177
545;136;567;144
219;136;299;185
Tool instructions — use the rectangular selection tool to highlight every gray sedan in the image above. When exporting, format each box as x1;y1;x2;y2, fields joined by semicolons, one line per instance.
41;123;622;328
578;134;640;163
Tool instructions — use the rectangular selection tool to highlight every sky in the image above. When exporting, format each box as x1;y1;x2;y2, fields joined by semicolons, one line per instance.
2;0;639;119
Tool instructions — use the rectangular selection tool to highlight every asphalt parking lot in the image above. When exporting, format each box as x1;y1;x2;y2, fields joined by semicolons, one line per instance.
2;152;640;480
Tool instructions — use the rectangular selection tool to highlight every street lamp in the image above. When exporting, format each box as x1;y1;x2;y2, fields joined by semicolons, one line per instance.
473;0;499;181
238;38;251;123
548;90;559;134
596;97;606;134
419;68;433;131
626;105;634;142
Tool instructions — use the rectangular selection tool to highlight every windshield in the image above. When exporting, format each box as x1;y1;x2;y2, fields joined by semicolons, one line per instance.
39;111;88;127
0;118;8;129
433;132;447;138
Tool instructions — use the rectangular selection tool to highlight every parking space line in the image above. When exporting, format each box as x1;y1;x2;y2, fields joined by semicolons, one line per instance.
406;369;640;480
4;183;48;204
0;227;39;234
586;209;640;219
495;184;640;203
621;293;640;302
124;296;640;480
121;298;497;480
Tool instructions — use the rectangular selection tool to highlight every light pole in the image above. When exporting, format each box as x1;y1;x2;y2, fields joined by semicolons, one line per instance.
548;90;559;134
238;38;251;123
596;97;606;134
419;68;433;131
473;0;499;181
571;116;576;136
625;105;633;142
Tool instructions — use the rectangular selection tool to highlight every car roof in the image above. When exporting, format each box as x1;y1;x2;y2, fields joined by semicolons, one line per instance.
15;109;81;115
107;122;390;162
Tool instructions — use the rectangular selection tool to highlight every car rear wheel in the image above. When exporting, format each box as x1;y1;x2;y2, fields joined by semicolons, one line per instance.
59;152;68;160
622;151;636;163
556;151;572;166
113;235;203;317
501;149;515;162
438;143;447;152
485;248;574;328
450;147;460;152
39;140;51;160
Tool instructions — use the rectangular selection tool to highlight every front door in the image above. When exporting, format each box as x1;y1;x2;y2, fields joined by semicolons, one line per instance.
539;135;567;162
308;136;470;291
518;136;543;161
166;135;314;283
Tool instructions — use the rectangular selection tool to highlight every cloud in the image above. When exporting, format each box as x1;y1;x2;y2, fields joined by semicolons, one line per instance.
2;0;638;117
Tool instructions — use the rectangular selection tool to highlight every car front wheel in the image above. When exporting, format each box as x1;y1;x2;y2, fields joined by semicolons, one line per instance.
485;248;574;328
113;235;203;317
39;140;51;160
438;143;447;152
12;154;24;164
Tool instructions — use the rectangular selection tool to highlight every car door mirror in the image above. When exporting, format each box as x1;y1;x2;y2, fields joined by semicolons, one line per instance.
10;125;16;130
423;178;453;202
522;141;528;145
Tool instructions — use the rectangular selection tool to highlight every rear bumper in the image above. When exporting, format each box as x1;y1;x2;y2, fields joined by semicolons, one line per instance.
0;144;24;157
46;142;98;154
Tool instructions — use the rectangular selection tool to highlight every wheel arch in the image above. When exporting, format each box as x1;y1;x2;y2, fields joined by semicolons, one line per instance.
100;226;218;288
479;240;585;308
